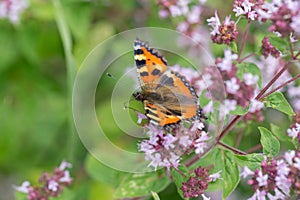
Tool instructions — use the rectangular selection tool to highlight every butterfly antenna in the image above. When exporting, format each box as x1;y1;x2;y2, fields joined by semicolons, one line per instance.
123;101;140;113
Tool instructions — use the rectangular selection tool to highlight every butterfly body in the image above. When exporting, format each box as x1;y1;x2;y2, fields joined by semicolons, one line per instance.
133;39;203;127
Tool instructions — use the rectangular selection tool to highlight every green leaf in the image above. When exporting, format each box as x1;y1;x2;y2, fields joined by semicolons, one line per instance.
170;165;190;199
114;170;170;198
230;105;248;115
222;151;240;200
270;123;287;142
264;92;295;116
235;153;264;170
230;42;238;53
151;191;160;200
0;27;18;72
291;138;299;149
236;62;262;88
258;127;280;157
268;36;289;53
85;154;128;187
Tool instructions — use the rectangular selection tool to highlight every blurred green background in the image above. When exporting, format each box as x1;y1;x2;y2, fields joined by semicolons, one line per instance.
1;0;296;199
0;0;171;199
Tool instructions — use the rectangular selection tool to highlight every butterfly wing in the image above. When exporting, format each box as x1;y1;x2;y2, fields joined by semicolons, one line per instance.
134;39;167;84
144;100;181;126
133;39;202;126
156;70;200;120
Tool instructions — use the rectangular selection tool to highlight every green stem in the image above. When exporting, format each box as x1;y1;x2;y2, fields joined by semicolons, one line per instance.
53;0;77;163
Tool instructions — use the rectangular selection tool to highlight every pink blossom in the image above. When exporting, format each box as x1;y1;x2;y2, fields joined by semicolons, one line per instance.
187;5;202;24
207;11;221;36
136;112;147;124
240;166;254;178
217;49;238;71
209;171;222;181
148;153;163;170
249;99;264;113
244;73;259;86
0;0;29;24
220;99;237;116
48;180;59;192
256;171;268;186
13;181;30;193
225;77;240;94
179;135;192;147
162;134;177;150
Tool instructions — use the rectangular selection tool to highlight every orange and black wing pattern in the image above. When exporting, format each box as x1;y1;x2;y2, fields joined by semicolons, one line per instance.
134;39;167;84
133;39;202;127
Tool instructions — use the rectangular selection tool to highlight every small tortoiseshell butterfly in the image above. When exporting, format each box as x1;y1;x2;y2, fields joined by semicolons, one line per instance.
133;39;204;127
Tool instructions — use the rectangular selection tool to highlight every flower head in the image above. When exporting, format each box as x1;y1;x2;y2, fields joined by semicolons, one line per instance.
207;12;238;45
180;167;209;198
262;37;280;58
138;118;209;170
14;160;73;200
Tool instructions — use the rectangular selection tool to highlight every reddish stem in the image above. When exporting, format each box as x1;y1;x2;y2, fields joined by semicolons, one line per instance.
216;116;241;142
235;129;244;148
260;73;300;100
246;144;262;153
255;61;291;100
218;141;247;155
295;51;300;58
239;52;257;63
238;21;251;62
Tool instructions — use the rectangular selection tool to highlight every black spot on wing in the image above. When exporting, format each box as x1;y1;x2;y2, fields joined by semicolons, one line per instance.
159;74;174;86
134;39;168;65
134;49;144;54
151;68;160;75
135;60;146;68
140;72;149;76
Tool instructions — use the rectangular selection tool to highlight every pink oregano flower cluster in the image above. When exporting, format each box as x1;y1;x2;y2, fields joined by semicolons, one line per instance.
233;0;300;37
207;12;238;45
215;49;264;120
233;0;266;21
180;166;221;199
157;0;210;47
241;150;300;199
14;160;72;200
287;113;300;141
261;36;281;58
138;120;209;170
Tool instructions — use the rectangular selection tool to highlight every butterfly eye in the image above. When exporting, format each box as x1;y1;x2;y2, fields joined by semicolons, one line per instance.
132;92;144;101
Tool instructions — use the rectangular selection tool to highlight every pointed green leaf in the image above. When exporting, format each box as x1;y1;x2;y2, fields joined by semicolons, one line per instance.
222;151;240;199
114;170;170;198
268;36;289;53
270;123;288;142
264;92;295;116
230;42;238;53
85;154;128;187
235;153;264;170
258;127;280;157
